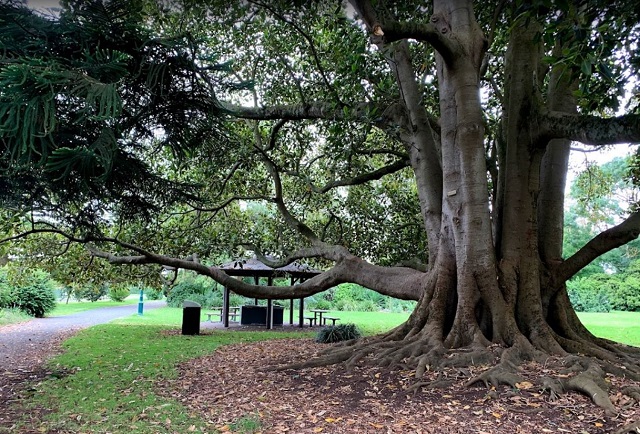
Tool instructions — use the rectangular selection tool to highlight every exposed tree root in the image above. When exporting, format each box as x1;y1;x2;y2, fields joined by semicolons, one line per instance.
269;323;640;420
623;385;640;403
465;359;524;389
614;421;640;434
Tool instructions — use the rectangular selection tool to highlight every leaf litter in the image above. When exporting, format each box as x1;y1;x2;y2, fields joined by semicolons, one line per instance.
155;337;640;433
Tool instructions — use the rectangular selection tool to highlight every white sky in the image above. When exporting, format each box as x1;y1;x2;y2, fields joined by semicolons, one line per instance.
26;0;60;6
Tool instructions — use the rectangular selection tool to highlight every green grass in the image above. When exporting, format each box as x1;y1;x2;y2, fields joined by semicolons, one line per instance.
7;304;640;433
21;324;310;434
51;295;140;316
577;311;640;347
0;307;31;325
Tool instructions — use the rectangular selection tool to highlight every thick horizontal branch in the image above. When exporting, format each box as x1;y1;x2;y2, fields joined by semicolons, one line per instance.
88;243;422;300
88;244;345;299
542;111;640;146
290;158;410;194
555;211;640;283
220;101;379;122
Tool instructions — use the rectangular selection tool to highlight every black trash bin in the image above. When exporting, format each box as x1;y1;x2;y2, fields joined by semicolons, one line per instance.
182;300;201;335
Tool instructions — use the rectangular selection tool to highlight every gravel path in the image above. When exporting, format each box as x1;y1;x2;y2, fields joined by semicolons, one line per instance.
0;301;166;371
0;301;166;432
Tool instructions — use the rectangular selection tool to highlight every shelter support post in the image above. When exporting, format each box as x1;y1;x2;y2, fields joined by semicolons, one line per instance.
223;286;230;328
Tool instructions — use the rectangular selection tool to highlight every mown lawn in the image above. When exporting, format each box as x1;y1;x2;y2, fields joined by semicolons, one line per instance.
8;306;640;433
50;295;140;316
578;311;640;347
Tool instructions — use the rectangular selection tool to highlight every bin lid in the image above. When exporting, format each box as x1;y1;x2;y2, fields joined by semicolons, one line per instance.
183;300;201;308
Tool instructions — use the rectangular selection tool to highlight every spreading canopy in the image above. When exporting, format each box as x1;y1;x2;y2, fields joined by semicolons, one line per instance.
3;0;640;420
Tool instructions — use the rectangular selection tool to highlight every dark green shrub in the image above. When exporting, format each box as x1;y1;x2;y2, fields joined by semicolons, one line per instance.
314;299;332;310
144;287;164;300
610;276;640;311
108;285;130;302
11;270;57;318
166;277;210;307
315;323;362;343
567;275;614;312
75;283;108;302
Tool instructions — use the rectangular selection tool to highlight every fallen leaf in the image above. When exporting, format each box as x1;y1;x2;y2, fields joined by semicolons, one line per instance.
515;381;534;390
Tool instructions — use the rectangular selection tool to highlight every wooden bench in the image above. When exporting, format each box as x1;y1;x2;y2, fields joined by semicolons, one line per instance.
304;316;316;327
322;316;340;326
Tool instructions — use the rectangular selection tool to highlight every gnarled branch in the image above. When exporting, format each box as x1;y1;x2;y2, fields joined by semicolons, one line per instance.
542;111;640;146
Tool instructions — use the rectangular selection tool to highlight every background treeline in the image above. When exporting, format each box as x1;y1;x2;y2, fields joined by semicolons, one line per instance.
568;266;640;312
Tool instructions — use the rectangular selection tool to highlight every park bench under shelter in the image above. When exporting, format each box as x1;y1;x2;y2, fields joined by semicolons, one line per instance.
217;257;321;329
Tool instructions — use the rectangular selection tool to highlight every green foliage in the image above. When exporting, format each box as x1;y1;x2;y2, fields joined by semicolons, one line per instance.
313;299;332;310
75;283;108;302
567;272;640;312
166;277;211;308
0;267;14;308
315;323;361;343
108;284;130;302
165;274;249;309
564;157;640;278
567;276;613;312
143;286;164;300
304;283;416;313
332;283;385;311
610;276;640;311
8;269;57;317
0;0;237;225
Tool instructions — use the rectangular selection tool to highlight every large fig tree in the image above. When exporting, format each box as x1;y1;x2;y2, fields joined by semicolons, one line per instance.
3;0;640;416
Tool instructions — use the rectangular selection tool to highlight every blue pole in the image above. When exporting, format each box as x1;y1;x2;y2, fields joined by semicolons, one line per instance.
137;288;144;315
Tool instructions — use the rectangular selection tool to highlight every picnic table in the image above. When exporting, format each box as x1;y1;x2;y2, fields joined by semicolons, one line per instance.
310;309;329;326
205;306;240;322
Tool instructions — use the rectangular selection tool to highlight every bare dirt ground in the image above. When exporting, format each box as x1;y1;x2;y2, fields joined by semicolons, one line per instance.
157;335;640;434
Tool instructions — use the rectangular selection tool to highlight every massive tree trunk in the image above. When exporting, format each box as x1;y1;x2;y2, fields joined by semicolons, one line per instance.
65;0;640;418
273;0;640;415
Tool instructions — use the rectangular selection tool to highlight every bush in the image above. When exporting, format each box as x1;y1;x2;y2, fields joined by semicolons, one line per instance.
314;299;332;310
610;276;640;311
75;283;108;302
108;285;131;302
567;275;614;312
11;269;57;318
144;287;164;300
315;323;362;344
166;277;210;307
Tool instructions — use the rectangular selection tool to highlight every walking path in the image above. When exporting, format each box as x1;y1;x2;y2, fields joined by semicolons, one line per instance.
0;301;166;371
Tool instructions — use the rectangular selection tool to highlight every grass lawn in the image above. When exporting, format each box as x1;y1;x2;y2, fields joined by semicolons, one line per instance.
577;310;640;347
7;306;640;433
50;295;140;316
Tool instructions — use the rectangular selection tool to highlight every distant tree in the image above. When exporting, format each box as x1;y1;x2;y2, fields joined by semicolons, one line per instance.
564;157;640;276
